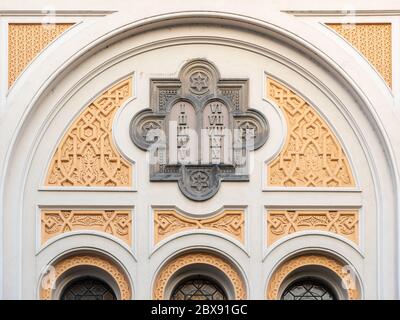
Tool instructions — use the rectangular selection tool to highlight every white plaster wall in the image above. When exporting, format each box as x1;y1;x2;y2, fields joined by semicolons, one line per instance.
0;1;399;300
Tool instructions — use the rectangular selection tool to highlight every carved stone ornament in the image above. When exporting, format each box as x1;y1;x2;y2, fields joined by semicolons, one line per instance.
40;254;132;300
41;209;132;245
266;254;359;300
153;252;247;299
130;59;268;201
154;209;244;244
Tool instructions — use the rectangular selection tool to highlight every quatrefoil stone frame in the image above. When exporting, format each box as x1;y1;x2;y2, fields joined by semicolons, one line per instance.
130;59;268;201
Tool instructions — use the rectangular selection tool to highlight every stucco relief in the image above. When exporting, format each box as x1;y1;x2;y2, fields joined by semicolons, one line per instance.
266;78;355;187
8;23;73;87
153;252;246;299
327;23;392;87
46;78;133;187
154;209;244;244
41;209;132;245
266;210;359;245
40;254;132;300
267;254;359;300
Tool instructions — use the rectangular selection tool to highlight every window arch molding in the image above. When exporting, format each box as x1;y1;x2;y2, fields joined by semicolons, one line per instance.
278;265;347;300
153;251;247;300
0;7;398;300
165;264;235;300
266;253;361;300
53;265;121;300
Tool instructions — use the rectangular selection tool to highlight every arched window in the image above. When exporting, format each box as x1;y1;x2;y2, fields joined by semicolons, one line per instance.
281;278;336;300
171;277;227;300
61;276;117;300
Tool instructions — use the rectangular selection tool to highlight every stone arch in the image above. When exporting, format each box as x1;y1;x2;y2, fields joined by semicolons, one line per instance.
153;251;247;300
266;253;360;300
39;253;132;300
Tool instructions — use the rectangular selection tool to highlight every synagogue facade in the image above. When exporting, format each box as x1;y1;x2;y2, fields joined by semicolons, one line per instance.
0;0;399;300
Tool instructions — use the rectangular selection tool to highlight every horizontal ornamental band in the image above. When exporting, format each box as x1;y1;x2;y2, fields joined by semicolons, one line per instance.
154;208;245;244
46;78;133;187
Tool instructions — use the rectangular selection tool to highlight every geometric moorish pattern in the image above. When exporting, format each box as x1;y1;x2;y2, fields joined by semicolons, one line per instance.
266;209;358;245
41;209;132;245
153;252;246;300
8;23;73;87
267;254;359;300
40;254;132;300
267;78;355;187
327;23;392;88
154;209;244;244
46;78;132;187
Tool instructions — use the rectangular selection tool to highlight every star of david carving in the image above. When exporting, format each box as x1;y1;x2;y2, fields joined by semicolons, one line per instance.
190;72;209;94
130;59;269;201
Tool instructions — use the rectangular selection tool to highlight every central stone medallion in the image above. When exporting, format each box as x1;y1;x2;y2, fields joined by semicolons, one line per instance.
130;59;268;200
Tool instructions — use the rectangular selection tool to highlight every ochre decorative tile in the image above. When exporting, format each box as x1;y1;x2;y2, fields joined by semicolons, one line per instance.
8;23;73;87
46;78;133;187
41;209;132;245
267;78;355;187
154;209;244;244
327;23;392;87
266;209;359;245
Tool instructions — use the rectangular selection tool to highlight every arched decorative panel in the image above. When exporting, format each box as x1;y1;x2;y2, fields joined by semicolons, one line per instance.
1;4;397;300
266;254;360;300
327;23;392;88
153;252;246;300
154;208;245;244
45;78;133;187
8;23;73;88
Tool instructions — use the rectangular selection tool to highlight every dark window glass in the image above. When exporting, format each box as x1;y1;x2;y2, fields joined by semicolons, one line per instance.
281;278;336;300
171;277;227;300
61;277;116;300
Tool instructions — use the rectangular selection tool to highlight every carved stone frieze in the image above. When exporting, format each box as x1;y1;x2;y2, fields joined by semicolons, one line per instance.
40;254;131;300
8;23;73;87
